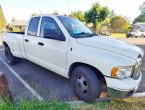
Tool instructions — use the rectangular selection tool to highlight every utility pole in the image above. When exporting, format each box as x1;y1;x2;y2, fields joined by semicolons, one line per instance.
67;0;70;15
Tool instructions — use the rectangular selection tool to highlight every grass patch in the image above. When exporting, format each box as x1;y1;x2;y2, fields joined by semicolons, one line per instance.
12;27;21;32
110;33;126;38
77;97;145;110
0;99;73;110
0;97;145;110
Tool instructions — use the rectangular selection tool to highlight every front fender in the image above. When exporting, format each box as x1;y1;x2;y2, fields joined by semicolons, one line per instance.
67;44;136;77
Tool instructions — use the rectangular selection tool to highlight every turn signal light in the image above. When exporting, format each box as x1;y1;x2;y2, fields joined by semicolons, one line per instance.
111;67;120;77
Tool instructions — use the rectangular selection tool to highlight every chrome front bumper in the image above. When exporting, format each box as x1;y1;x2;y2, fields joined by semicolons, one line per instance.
105;71;142;98
108;87;136;98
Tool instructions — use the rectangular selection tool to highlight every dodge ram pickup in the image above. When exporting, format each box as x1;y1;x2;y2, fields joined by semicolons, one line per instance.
3;15;144;102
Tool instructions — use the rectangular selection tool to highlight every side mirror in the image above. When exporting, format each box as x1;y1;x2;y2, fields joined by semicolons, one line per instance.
44;29;65;41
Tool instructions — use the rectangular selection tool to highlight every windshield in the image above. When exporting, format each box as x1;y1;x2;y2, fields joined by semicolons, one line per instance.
57;16;96;38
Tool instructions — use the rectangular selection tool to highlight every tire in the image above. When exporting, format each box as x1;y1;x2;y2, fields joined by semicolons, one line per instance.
4;45;21;65
71;65;101;102
126;35;130;38
133;34;136;38
141;34;144;38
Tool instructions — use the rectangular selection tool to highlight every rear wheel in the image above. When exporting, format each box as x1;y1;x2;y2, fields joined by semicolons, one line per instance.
141;34;144;38
71;65;101;102
4;45;21;65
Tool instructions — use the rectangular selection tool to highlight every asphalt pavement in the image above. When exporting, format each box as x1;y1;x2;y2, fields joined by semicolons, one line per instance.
0;37;145;102
0;51;75;101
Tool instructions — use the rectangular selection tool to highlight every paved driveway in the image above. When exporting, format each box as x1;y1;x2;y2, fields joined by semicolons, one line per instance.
0;51;75;101
136;45;145;92
0;37;145;101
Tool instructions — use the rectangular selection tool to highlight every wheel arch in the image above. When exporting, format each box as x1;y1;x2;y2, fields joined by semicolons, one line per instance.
3;41;9;48
3;41;14;56
68;62;106;83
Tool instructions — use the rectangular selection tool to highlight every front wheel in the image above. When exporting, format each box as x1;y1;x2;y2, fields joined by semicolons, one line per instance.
4;45;21;65
133;34;137;38
126;35;130;38
71;65;101;102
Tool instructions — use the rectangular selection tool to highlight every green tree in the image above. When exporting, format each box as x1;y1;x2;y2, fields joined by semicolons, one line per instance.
133;2;145;23
70;10;85;22
31;13;38;16
85;2;109;31
0;5;6;29
133;13;145;23
110;15;131;33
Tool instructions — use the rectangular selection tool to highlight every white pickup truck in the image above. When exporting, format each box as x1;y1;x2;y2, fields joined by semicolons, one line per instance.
3;15;144;102
126;30;145;38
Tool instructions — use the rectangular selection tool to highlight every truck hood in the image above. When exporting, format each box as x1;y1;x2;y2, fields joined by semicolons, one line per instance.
77;36;142;59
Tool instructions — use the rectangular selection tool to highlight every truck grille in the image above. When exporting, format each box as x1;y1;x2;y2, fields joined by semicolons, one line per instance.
132;54;142;80
132;63;141;79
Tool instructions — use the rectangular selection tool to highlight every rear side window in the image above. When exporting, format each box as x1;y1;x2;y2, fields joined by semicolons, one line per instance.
27;17;40;36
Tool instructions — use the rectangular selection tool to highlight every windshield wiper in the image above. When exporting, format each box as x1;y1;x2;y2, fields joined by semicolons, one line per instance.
88;32;97;37
73;32;97;38
73;32;90;35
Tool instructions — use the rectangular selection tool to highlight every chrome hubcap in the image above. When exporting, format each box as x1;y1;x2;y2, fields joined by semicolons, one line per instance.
76;75;88;93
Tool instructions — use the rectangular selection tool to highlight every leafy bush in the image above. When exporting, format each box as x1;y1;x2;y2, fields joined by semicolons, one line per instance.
12;27;21;32
110;15;131;33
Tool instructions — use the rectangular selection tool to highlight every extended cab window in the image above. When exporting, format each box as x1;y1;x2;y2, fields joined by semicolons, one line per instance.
27;17;40;36
40;17;65;40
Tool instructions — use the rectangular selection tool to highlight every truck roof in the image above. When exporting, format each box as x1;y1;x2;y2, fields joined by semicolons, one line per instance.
31;14;70;18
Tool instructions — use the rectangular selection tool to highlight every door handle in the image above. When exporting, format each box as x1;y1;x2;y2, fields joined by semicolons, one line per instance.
38;42;44;46
24;39;29;42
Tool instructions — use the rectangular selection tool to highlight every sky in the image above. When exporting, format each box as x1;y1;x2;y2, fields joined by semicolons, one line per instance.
0;0;145;23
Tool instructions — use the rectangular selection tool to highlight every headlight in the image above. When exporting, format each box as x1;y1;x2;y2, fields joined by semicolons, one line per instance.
111;66;134;79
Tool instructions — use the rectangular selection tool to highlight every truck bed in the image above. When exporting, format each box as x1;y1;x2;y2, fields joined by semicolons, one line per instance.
3;32;25;58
